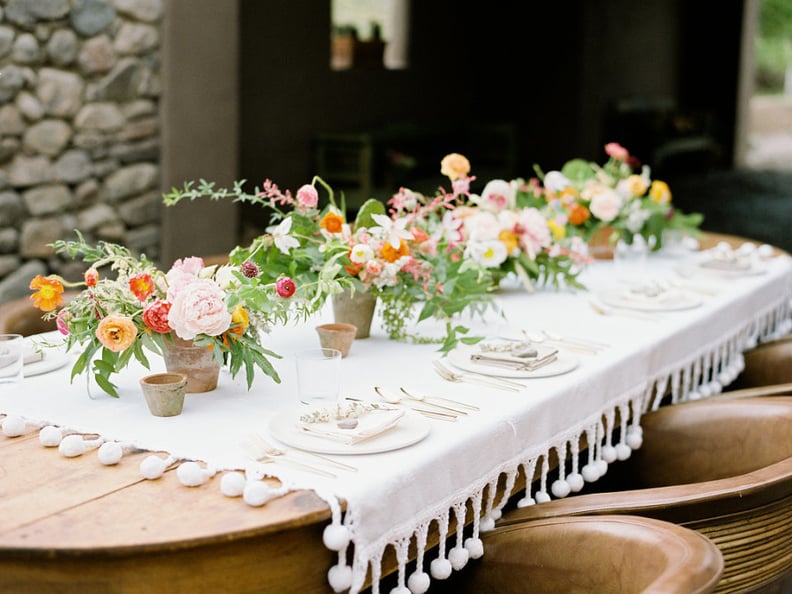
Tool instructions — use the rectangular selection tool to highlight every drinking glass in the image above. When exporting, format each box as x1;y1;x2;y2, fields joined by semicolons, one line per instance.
295;348;341;405
0;334;24;386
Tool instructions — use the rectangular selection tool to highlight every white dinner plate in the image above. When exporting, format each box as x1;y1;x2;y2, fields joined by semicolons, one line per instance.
447;345;579;379
268;408;431;455
23;349;71;377
597;288;703;312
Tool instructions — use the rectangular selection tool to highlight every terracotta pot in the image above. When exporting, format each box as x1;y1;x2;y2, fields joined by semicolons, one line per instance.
588;226;617;260
332;289;376;339
162;335;221;393
316;322;357;357
140;372;187;417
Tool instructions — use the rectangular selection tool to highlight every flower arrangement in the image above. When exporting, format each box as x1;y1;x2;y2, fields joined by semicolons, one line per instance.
163;168;500;352
29;232;311;397
434;154;589;292
520;142;703;250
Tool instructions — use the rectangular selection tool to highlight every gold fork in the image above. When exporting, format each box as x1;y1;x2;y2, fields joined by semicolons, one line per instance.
241;434;354;477
432;360;524;392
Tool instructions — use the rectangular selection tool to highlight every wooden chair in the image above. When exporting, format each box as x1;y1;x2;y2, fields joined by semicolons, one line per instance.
728;336;792;390
430;515;723;594
498;397;792;593
0;295;63;337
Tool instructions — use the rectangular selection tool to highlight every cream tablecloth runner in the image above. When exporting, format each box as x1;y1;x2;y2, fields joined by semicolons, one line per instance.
2;249;791;593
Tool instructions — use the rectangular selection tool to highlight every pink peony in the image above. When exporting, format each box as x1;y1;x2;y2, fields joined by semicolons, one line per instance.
170;256;205;275
167;278;231;340
604;142;629;160
589;189;623;222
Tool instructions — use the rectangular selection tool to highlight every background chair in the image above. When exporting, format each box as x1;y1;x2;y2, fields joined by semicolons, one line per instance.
727;336;792;390
0;295;65;336
498;397;792;593
429;515;723;594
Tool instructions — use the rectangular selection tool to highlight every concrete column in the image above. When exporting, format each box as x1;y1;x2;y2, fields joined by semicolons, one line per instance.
160;0;240;265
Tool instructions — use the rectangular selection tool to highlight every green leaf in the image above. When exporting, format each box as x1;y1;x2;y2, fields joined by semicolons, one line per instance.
354;198;386;230
560;159;595;185
94;373;119;398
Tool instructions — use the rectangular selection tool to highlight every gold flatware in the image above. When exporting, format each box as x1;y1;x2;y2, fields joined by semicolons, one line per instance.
399;387;480;412
242;433;356;474
373;386;459;421
470;350;558;371
432;360;524;392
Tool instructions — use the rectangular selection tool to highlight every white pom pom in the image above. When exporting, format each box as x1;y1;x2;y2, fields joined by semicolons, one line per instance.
517;496;536;508
140;455;168;479
551;479;571;498
177;461;207;487
430;557;452;580
582;463;600;482
601;444;617;463
535;490;551;503
327;564;353;592
322;524;351;551
59;434;86;457
626;431;643;450
615;443;632;461
698;384;712;397
464;537;484;559
449;546;469;570
97;441;123;465
491;508;502;520
39;425;62;446
595;458;608;476
688;390;701;400
567;472;585;492
710;380;722;394
220;472;247;497
758;244;774;258
390;587;411;594
718;370;731;384
2;416;25;437
243;480;277;507
407;570;431;594
480;515;496;532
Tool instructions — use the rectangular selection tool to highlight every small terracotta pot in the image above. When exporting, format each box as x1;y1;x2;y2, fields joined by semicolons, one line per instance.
332;289;376;338
316;323;357;358
162;334;221;393
140;372;188;417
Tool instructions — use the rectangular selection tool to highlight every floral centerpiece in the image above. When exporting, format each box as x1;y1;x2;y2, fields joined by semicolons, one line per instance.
518;142;703;252
29;232;311;397
433;153;589;292
163;166;501;352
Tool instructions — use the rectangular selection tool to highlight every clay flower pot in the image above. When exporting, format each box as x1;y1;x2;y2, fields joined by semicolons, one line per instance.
332;289;376;338
316;322;357;358
140;372;188;417
162;334;221;393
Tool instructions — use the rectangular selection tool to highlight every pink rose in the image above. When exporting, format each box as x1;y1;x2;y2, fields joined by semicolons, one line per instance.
167;278;231;340
604;142;629;160
296;184;318;210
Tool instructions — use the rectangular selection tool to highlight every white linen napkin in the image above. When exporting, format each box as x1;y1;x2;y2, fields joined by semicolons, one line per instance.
297;406;405;445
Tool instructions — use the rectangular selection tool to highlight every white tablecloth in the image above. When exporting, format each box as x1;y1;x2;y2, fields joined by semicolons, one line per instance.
2;248;792;593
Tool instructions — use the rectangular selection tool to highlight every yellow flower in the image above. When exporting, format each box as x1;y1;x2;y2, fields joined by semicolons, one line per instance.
498;229;519;254
649;180;672;204
230;304;249;335
440;153;471;181
625;174;648;196
29;275;65;312
95;315;138;352
547;220;567;240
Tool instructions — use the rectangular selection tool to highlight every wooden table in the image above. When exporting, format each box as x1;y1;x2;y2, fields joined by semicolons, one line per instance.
0;232;785;594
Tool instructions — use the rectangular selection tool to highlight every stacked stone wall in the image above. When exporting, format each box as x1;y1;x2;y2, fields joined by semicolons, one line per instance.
0;0;162;302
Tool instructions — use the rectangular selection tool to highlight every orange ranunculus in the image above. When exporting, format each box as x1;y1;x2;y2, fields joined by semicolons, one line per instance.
29;275;65;312
320;212;345;234
567;203;591;226
95;315;137;352
410;226;429;243
649;180;672;204
498;229;519;254
381;239;410;263
440;153;471;181
129;272;155;301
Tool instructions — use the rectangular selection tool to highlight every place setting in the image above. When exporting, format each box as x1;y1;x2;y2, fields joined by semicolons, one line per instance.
21;333;72;377
443;339;581;380
677;241;776;279
595;277;704;313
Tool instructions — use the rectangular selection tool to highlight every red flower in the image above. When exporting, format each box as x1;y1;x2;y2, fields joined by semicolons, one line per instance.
129;273;154;301
142;300;171;333
84;268;99;287
275;277;296;298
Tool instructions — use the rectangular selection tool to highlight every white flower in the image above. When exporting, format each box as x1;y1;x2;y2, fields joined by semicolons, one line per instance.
349;243;374;264
463;211;500;242
471;179;516;211
213;264;239;290
588;188;623;223
371;213;413;249
544;171;573;193
516;208;552;258
465;240;508;268
270;217;300;255
624;200;650;233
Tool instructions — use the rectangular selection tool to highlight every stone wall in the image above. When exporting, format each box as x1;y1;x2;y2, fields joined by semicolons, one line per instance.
0;0;163;303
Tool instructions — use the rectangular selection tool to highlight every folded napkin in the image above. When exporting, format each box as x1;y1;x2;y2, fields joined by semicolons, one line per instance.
23;345;44;365
297;405;405;445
